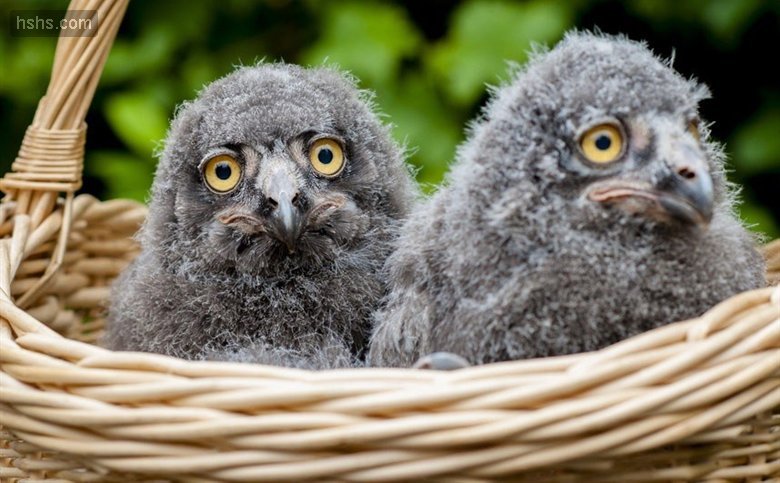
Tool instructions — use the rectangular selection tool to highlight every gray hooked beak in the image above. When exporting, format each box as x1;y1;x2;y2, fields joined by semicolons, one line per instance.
655;152;714;226
266;168;303;253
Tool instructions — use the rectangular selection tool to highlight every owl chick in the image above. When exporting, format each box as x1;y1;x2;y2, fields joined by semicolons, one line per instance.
369;32;766;367
103;64;417;369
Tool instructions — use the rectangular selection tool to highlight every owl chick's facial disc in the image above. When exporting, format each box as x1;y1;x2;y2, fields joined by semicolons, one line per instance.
577;116;714;227
156;65;412;273
523;41;718;232
201;133;351;256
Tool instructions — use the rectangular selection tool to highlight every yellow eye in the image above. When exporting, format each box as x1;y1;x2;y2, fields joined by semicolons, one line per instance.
203;154;241;193
688;121;700;142
579;124;624;164
309;138;345;177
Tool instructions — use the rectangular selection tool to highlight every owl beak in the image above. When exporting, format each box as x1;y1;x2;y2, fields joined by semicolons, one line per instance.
273;197;302;252
654;154;714;226
266;169;303;253
650;123;715;226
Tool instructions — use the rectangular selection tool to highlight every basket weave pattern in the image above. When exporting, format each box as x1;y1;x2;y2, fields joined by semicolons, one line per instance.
1;1;779;481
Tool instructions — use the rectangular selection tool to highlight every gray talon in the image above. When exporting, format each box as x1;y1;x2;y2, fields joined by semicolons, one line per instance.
413;352;471;371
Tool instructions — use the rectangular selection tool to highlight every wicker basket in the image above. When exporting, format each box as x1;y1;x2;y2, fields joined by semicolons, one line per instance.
1;1;779;481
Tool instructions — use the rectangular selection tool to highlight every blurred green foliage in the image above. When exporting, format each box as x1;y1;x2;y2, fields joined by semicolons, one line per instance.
1;0;778;237
427;0;571;105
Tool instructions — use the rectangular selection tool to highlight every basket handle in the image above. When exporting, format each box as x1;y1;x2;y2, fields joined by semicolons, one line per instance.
0;0;128;308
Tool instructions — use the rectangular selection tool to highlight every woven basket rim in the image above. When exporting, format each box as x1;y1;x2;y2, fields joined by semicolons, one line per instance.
2;241;778;480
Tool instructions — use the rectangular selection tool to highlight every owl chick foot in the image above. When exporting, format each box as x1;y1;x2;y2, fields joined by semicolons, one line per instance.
413;352;471;371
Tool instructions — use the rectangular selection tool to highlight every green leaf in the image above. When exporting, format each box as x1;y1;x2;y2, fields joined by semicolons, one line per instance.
629;0;761;42
375;73;463;187
730;105;780;176
88;151;155;202
104;91;169;158
181;52;223;95
0;38;55;103
701;0;761;40
102;26;178;85
300;1;422;85
102;1;212;85
427;0;572;105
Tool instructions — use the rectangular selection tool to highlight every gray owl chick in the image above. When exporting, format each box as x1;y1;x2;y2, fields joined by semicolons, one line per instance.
103;64;418;369
369;32;765;367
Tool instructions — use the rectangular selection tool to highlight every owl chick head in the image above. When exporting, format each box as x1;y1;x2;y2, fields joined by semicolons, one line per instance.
146;64;415;274
459;31;725;234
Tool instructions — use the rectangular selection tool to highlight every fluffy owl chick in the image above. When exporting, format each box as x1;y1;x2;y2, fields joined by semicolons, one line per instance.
369;32;765;367
103;64;417;369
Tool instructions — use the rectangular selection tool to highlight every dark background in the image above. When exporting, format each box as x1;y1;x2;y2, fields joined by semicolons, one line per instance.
1;0;778;237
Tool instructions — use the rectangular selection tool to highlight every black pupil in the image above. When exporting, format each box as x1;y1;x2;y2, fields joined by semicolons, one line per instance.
595;135;612;151
318;148;333;164
215;162;232;180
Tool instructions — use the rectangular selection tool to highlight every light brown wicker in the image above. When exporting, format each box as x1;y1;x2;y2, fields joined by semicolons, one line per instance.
1;1;779;481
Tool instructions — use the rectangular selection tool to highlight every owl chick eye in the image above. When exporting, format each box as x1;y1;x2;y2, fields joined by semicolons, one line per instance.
309;138;345;177
203;154;242;193
579;123;625;164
